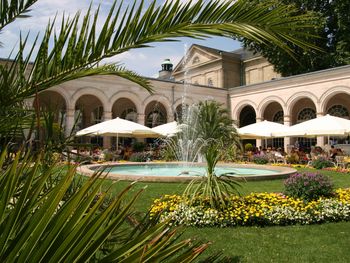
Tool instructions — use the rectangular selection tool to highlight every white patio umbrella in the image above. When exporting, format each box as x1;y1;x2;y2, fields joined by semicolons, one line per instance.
76;117;160;137
273;114;350;137
76;117;161;149
151;121;181;137
238;120;289;139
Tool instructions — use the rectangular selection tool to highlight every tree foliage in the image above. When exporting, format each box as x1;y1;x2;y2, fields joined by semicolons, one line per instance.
241;0;350;76
197;100;240;148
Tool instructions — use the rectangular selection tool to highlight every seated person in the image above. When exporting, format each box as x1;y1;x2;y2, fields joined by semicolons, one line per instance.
287;149;299;164
330;145;338;161
337;148;344;156
92;147;104;161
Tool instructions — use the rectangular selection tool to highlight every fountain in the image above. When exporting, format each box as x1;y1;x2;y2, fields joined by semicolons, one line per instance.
165;104;205;164
78;102;296;182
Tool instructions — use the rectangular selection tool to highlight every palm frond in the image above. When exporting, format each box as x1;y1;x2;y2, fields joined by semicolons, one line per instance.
6;0;320;101
0;0;38;30
0;150;209;261
0;0;322;142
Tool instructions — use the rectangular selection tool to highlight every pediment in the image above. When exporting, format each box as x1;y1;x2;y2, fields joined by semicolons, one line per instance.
173;45;222;74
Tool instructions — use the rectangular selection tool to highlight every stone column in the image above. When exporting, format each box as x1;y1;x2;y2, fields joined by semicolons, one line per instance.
255;117;262;148
316;112;325;147
103;111;112;149
218;69;224;88
137;113;146;126
65;108;75;136
284;115;291;153
167;114;174;122
136;113;147;143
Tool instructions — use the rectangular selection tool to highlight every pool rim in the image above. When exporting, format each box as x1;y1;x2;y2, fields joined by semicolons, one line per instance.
78;162;297;182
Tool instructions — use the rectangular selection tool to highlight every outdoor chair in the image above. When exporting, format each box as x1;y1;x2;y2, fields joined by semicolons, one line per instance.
335;156;347;168
266;153;276;164
274;155;286;164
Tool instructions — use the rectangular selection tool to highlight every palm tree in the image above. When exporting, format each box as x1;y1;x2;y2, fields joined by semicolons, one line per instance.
197;100;240;150
0;0;321;143
0;0;322;260
183;101;242;208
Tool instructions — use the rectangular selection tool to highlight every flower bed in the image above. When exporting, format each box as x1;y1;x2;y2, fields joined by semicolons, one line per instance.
322;166;350;173
150;189;350;227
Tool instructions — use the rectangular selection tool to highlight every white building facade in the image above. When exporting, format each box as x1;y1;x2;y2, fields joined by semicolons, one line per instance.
35;44;350;150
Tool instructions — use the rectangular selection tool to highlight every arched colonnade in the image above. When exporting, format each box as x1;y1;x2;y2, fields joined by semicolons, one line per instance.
232;86;350;150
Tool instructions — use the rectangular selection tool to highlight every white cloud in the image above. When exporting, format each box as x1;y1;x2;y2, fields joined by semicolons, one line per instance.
0;0;240;77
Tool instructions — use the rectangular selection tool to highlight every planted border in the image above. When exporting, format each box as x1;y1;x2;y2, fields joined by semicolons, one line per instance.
150;189;350;227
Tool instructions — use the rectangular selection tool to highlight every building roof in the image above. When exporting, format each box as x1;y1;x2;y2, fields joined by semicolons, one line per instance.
231;48;261;60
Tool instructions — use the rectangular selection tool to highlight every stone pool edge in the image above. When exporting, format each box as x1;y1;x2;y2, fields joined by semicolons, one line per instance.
78;162;297;182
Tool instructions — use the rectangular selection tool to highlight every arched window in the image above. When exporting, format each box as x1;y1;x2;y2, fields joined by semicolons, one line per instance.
121;108;137;122
91;106;103;124
146;110;166;128
175;104;189;122
273;110;284;124
192;56;200;64
327;105;349;118
297;108;316;123
207;78;213;87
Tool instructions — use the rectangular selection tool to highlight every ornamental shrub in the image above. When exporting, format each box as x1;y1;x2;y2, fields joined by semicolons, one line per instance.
129;152;151;162
132;141;146;152
284;172;334;201
252;155;269;164
311;157;334;169
244;143;253;152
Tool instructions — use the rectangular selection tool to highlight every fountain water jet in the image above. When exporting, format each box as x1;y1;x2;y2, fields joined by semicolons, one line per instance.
164;104;207;165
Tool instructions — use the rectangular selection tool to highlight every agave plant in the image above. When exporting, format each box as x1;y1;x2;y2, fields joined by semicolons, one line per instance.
183;142;241;209
0;149;212;262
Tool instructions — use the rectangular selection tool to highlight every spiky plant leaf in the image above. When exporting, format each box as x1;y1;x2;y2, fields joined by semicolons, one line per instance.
0;150;211;262
1;0;322;142
0;0;38;30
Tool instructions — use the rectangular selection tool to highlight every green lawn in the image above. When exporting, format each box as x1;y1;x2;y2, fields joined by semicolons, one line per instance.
102;168;350;262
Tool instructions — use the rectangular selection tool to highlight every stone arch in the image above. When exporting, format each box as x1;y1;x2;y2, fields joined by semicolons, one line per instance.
142;94;172;118
112;98;138;122
319;86;350;113
286;91;319;116
43;87;71;110
74;94;104;131
257;96;286;119
232;100;257;122
173;97;194;121
109;91;142;114
238;105;257;127
34;90;66;110
71;87;110;111
173;96;194;109
33;90;67;122
288;96;317;125
144;101;168;128
287;94;318;149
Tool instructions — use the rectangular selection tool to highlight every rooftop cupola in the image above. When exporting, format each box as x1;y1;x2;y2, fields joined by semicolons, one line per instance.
158;59;173;80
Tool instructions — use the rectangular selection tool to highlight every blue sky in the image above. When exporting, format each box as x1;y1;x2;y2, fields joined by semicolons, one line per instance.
0;0;241;77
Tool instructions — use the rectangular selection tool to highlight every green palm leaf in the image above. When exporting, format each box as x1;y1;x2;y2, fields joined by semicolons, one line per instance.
0;150;211;262
0;0;37;30
6;0;321;102
1;0;322;140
